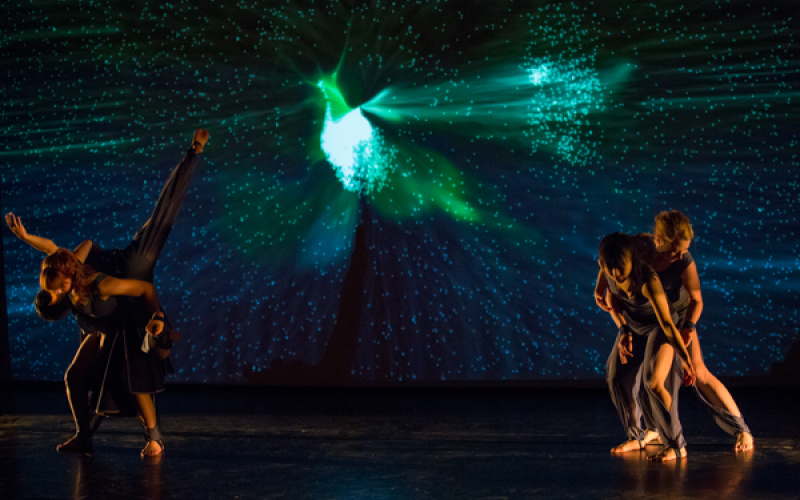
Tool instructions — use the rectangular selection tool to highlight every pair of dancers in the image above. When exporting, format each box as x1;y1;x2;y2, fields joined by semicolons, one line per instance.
596;211;754;461
5;139;754;461
6;129;209;456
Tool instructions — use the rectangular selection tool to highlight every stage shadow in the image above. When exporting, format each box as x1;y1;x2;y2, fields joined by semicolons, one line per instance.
244;199;372;386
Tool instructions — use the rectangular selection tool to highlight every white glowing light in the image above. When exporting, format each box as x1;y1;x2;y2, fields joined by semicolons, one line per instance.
319;91;398;195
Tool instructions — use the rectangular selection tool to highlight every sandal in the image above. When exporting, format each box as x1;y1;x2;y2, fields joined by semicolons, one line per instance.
141;426;165;457
141;439;164;457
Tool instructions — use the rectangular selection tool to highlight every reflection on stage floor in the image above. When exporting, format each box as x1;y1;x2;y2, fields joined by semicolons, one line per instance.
1;382;799;499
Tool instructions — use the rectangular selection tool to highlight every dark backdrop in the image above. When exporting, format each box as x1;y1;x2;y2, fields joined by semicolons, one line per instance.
2;0;797;385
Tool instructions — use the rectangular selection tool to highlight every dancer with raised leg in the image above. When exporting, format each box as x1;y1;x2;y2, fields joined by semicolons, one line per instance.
6;129;208;456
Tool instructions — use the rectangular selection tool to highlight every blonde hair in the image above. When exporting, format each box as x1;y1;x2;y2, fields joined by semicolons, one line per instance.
654;210;693;244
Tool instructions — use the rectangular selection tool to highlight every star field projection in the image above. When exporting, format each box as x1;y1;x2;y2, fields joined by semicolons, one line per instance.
2;0;798;384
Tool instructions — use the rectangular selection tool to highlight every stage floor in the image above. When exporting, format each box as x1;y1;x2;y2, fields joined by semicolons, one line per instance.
2;382;799;499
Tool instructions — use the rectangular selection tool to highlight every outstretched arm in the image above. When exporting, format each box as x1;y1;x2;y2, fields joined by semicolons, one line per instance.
72;240;98;264
642;275;695;384
5;213;59;254
95;276;165;336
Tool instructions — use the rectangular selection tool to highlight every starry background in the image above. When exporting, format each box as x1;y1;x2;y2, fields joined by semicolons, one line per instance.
2;0;798;385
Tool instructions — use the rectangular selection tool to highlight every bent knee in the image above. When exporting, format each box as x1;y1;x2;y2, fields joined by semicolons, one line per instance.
64;364;87;386
64;368;77;386
648;379;665;394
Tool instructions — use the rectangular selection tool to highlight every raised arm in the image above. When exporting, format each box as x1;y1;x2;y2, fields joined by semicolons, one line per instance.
72;240;97;264
5;213;59;254
642;275;695;383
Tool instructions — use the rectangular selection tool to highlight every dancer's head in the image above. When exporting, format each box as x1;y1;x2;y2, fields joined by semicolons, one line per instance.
654;210;693;260
598;231;648;293
39;248;94;303
34;289;70;321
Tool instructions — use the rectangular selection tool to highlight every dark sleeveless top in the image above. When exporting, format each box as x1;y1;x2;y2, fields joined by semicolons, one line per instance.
71;274;120;334
606;265;659;336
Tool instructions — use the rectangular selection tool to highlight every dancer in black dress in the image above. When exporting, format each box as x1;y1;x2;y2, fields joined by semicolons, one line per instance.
6;129;208;456
597;232;695;462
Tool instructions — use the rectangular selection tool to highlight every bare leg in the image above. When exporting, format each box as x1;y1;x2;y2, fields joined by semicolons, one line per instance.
645;344;688;461
690;333;754;451
642;331;686;457
691;333;740;415
58;335;100;452
649;343;676;411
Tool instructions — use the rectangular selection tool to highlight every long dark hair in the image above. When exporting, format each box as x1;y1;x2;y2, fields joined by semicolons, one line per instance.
598;231;653;292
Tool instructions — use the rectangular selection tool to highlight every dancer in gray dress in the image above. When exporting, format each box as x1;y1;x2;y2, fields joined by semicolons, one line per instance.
597;232;695;462
596;212;754;453
650;210;754;452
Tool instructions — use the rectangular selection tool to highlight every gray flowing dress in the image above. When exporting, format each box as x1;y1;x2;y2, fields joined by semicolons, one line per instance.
605;266;686;449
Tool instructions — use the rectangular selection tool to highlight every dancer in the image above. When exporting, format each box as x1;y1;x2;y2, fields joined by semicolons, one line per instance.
649;211;754;452
595;212;754;453
5;129;208;456
597;232;695;462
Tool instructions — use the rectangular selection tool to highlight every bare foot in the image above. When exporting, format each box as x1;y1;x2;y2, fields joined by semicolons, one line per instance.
611;430;660;453
141;440;164;457
648;445;686;462
56;435;92;453
191;129;209;153
611;439;643;453
735;432;754;452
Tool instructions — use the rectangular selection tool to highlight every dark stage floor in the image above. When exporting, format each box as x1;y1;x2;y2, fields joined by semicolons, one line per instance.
1;381;799;499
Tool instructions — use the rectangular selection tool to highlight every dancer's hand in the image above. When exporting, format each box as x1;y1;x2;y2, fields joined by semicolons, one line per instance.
5;212;28;241
146;314;165;337
679;327;694;347
618;326;633;364
595;292;613;312
681;362;696;386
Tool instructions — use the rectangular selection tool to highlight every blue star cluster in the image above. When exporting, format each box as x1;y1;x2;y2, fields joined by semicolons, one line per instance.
2;0;797;384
